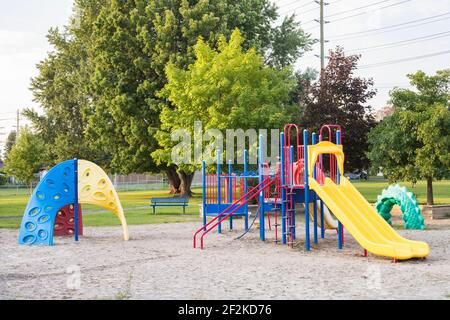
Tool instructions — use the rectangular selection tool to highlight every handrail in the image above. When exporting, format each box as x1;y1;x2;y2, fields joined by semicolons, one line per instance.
193;176;276;249
199;177;277;249
319;124;342;143
283;124;300;185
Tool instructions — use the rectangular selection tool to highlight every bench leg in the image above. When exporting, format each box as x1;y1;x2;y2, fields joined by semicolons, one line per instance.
183;206;186;215
152;206;155;215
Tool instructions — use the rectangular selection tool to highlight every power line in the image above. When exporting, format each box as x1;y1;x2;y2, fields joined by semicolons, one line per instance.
325;0;393;18
328;12;450;40
278;0;312;9
330;0;345;4
330;0;412;23
346;30;450;53
374;86;412;89
359;50;450;69
281;4;318;16
278;0;316;10
303;0;413;28
278;1;317;16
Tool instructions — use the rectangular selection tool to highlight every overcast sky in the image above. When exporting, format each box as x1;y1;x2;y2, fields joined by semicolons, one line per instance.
1;0;449;148
276;0;450;106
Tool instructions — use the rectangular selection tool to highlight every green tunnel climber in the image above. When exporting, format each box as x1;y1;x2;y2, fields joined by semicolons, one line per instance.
375;184;425;230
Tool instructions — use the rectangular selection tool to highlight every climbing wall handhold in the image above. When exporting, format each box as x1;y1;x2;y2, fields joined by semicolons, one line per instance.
18;160;77;245
18;159;129;245
77;160;129;240
54;204;83;237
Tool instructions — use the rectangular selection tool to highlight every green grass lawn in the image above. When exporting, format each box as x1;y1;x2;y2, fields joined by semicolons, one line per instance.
351;179;450;204
0;187;204;229
1;180;448;229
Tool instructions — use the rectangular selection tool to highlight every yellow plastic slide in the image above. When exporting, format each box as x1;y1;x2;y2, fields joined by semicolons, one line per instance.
309;177;429;260
308;201;338;229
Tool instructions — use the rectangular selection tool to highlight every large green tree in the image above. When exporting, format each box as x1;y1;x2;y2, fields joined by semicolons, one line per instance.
26;0;108;166
86;0;312;194
154;29;295;194
300;47;376;171
26;0;312;194
368;69;450;205
4;128;47;192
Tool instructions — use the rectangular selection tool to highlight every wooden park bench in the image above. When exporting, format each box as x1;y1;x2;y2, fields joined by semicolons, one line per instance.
150;197;189;214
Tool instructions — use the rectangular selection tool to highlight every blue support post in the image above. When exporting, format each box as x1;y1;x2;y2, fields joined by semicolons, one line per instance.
228;160;233;230
303;130;310;251
202;161;207;231
73;158;79;242
244;149;249;231
289;146;296;240
280;132;286;245
336;130;343;249
312;133;318;244
258;134;265;241
217;149;222;234
319;134;325;239
320;199;325;238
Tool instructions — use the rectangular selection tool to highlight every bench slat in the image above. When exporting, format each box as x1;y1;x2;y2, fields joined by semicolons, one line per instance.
150;197;189;214
151;197;188;204
150;204;188;206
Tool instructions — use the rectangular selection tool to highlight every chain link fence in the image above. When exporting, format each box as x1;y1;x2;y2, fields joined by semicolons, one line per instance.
0;171;203;194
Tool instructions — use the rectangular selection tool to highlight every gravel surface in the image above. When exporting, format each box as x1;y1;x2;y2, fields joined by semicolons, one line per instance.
1;218;449;300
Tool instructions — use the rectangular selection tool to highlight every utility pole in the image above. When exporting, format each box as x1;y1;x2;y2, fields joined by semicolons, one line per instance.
16;109;20;137
315;1;329;71
319;0;325;71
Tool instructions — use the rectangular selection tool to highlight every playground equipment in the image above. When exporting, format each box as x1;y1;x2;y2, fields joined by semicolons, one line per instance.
54;204;83;236
309;201;338;229
193;124;430;260
375;184;425;230
18;159;129;245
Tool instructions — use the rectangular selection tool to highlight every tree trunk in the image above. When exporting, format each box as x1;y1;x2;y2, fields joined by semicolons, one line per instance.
426;177;434;206
166;165;181;194
178;171;195;197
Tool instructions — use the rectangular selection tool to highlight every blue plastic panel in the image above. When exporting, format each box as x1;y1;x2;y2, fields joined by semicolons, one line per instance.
18;160;76;245
204;203;247;216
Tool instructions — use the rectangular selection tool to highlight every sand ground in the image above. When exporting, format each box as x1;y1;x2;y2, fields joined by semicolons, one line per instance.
1;214;450;300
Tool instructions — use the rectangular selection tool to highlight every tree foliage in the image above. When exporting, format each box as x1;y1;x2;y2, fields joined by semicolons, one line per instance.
300;47;376;171
26;0;108;166
155;29;295;167
368;69;450;205
86;0;312;174
4;128;47;190
24;0;312;194
4;130;17;158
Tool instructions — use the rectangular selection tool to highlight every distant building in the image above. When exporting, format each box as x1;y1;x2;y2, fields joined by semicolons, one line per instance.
373;105;395;122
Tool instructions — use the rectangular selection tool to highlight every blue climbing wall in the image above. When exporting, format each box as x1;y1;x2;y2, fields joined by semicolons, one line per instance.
18;160;76;245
